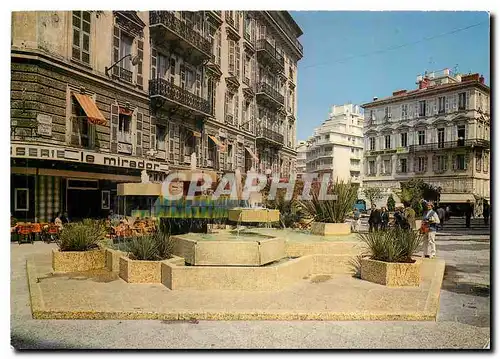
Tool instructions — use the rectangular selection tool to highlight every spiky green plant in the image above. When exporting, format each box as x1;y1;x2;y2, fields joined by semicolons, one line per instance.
357;227;423;263
299;180;358;223
265;188;307;228
57;219;106;251
125;228;174;261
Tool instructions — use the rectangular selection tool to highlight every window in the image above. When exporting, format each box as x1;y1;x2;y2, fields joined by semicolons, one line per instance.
369;110;374;121
401;132;408;147
457;125;466;145
368;160;376;175
383;159;391;174
385;106;391;118
118;113;131;144
15;188;29;211
120;33;134;71
228;39;235;75
225;92;234;124
476;153;482;172
156;125;166;151
418;130;425;145
458;92;466;110
70;96;94;148
399;158;407;173
369;137;375;151
455;154;466;170
351;148;355;153
417;157;427;172
72;11;91;64
436;128;445;148
418;100;426;117
484;152;489;172
436;155;447;172
385;135;391;149
402;104;408;119
157;53;169;79
438;96;445;114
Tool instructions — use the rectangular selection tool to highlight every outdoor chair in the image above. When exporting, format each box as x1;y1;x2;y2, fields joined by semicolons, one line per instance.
17;224;34;245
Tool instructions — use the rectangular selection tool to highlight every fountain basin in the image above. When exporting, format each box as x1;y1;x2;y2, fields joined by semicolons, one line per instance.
171;232;286;266
228;208;280;223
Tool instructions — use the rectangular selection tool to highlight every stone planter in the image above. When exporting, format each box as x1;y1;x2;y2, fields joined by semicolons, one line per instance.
310;222;351;236
52;249;105;272
360;257;422;287
119;255;184;284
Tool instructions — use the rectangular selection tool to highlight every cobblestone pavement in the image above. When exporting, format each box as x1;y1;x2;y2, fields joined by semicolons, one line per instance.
11;224;490;349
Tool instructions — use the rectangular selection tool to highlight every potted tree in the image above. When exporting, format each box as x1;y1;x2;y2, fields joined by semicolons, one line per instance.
52;219;107;272
300;180;358;235
358;228;423;286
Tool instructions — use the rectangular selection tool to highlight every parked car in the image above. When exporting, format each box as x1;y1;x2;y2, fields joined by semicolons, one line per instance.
354;199;367;213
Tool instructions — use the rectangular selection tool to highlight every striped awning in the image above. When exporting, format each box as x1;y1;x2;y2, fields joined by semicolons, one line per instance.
208;135;226;152
73;93;107;126
439;193;476;203
245;147;259;162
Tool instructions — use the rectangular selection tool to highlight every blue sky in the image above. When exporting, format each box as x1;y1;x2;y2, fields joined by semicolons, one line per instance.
290;11;490;141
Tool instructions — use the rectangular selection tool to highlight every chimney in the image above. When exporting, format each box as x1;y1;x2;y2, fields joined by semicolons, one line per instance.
461;73;480;82
418;78;430;90
480;75;485;84
393;89;407;96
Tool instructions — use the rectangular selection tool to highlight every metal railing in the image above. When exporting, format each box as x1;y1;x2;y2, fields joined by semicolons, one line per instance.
256;127;284;144
113;66;132;83
149;78;211;115
149;11;212;57
255;82;285;104
409;139;490;153
256;39;285;70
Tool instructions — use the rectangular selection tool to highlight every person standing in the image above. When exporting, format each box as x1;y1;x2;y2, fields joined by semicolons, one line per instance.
483;201;490;226
368;205;381;232
61;211;70;224
352;207;361;232
380;207;389;230
422;202;440;258
445;206;451;221
465;200;474;228
437;206;446;230
54;213;64;231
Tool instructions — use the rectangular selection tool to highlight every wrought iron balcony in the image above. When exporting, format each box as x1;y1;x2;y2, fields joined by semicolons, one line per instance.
112;66;133;83
256;39;285;72
149;78;211;116
149;11;212;61
255;82;284;107
256;127;284;146
409;139;490;153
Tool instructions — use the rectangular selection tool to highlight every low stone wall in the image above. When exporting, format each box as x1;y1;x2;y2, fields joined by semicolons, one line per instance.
285;241;365;257
52;249;105;272
119;255;185;284
360;257;422;287
105;248;127;273
162;256;313;291
310;222;351;236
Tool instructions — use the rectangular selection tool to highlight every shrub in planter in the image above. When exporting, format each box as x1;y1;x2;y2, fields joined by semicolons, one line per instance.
299;180;357;235
52;219;107;272
358;228;424;286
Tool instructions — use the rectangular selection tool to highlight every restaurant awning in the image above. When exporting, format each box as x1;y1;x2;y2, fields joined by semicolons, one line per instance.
208;135;226;152
73;93;107;126
439;193;476;203
245;147;259;162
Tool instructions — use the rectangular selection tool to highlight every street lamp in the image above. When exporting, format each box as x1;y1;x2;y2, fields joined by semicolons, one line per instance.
105;53;141;77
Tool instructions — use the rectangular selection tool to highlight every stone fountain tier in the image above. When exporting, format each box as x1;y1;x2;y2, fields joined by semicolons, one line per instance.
228;208;280;223
171;232;286;266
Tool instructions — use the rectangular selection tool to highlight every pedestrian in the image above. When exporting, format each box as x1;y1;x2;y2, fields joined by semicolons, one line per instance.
368;205;381;232
464;200;474;228
422;202;440;258
445;205;451;221
403;202;416;231
61;211;70;224
437;206;446;230
54;212;64;231
483;200;490;226
352;207;361;232
393;206;406;229
380;207;389;230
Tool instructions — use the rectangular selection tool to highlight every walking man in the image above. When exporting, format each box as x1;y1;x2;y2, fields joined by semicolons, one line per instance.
352;207;361;232
465;200;474;228
422;202;440;258
368;205;381;232
483;200;490;226
380;207;389;230
437;206;446;230
403;203;416;231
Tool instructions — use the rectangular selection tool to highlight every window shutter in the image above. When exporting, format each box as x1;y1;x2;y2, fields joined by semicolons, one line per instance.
203;134;208;167
110;104;119;153
174;124;180;163
235;42;241;79
452;95;457;111
452;155;457;170
413;157;419;172
136;112;143;156
113;26;120;77
464;153;469;170
88;123;96;149
433;99;437;115
137;39;144;88
234;95;239;125
142;115;150;150
466;90;470;109
445;96;449;112
443;154;448;171
229;40;235;74
151;46;157;79
432;155;438;172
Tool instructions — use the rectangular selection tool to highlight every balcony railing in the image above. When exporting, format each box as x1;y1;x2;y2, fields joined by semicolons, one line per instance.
409;139;490;153
226;15;234;28
256;127;284;144
149;11;212;58
256;39;285;71
149;78;211;116
118;132;132;144
243;76;251;87
255;82;285;105
112;66;133;83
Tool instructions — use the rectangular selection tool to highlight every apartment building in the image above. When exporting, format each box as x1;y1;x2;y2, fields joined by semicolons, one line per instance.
361;69;490;208
10;11;303;221
304;104;364;184
295;140;307;177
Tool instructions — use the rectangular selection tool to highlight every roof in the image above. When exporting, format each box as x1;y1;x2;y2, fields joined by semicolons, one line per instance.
362;79;490;108
282;11;303;37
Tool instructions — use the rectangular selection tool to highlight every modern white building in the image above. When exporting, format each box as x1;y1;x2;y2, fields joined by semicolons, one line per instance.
304;104;364;184
361;69;490;210
295;140;307;177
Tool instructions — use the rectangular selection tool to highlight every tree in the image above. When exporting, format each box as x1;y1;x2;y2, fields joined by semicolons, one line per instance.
363;187;383;208
386;194;396;211
396;179;441;216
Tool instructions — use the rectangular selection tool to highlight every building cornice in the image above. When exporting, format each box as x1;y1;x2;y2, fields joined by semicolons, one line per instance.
362;81;490;109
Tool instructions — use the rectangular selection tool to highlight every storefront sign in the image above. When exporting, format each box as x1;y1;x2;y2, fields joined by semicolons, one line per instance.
37;114;52;136
11;143;169;172
118;143;132;154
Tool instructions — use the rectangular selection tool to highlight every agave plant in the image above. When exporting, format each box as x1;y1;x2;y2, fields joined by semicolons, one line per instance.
125;227;174;261
265;188;307;228
299;180;357;223
357;227;423;263
57;219;106;251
